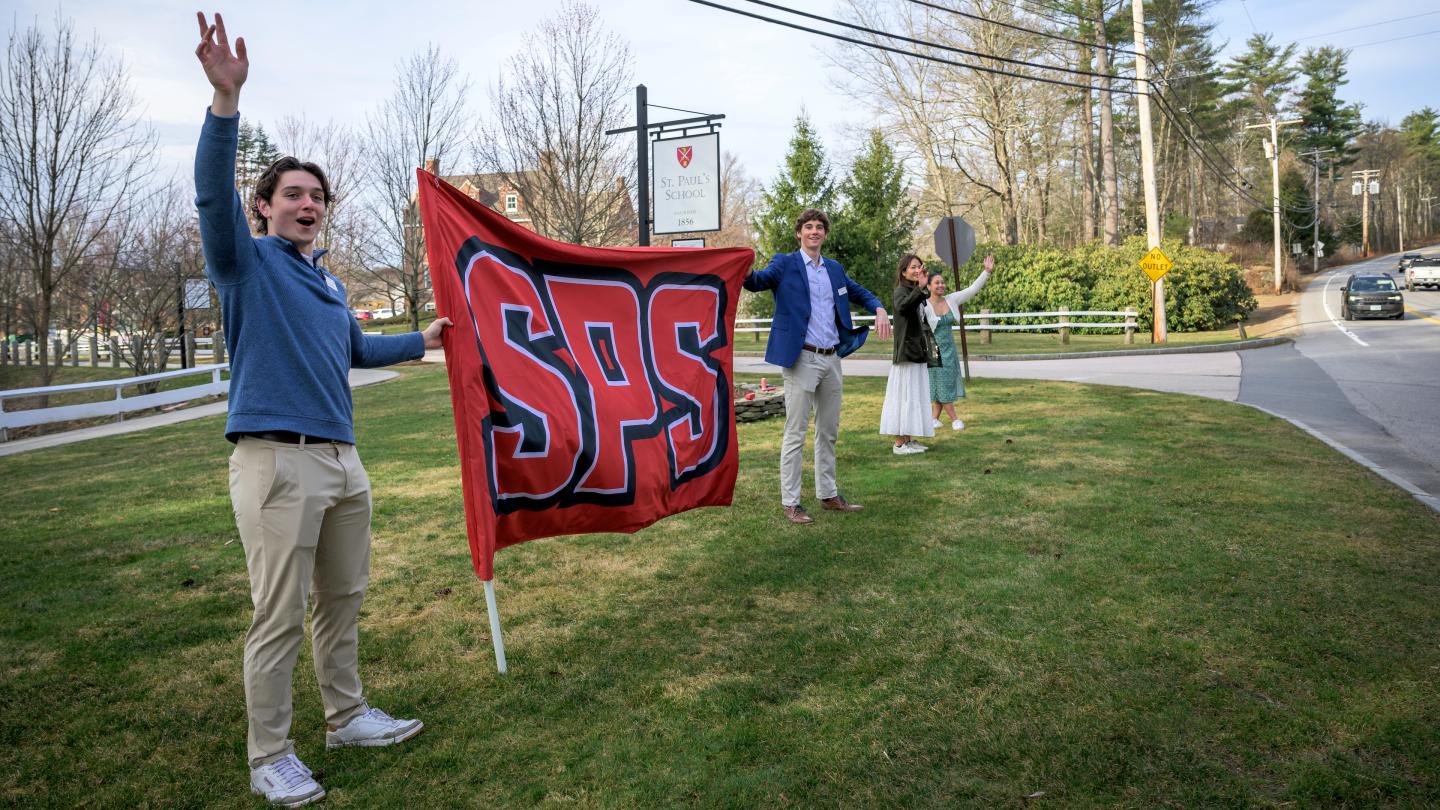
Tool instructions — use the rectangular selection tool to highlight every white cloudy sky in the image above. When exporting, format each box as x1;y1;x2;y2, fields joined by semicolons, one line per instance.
2;0;1434;186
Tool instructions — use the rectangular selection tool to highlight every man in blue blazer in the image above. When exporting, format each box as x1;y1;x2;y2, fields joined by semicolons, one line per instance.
744;209;891;525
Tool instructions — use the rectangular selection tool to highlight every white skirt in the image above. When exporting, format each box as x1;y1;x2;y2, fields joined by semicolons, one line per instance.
879;361;934;437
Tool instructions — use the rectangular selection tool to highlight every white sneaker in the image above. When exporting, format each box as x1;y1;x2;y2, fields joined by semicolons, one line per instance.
931;418;941;429
326;707;424;749
904;441;928;452
250;754;325;808
951;419;964;431
892;443;921;455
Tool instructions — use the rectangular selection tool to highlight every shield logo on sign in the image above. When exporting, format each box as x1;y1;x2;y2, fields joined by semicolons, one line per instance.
677;145;693;169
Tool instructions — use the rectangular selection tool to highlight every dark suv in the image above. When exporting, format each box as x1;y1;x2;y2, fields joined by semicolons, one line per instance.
1341;272;1404;320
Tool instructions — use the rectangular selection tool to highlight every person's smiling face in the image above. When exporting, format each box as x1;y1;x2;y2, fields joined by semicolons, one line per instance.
796;219;828;254
256;169;326;252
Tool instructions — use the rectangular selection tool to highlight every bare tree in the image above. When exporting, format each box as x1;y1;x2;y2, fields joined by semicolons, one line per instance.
0;15;154;382
107;179;205;380
360;45;469;332
274;115;366;295
476;0;635;247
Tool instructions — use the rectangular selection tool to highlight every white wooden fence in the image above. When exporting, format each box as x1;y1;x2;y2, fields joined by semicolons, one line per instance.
737;308;1141;344
0;335;224;369
0;364;229;442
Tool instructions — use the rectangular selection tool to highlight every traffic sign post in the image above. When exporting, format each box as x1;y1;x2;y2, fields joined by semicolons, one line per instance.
934;216;976;381
1138;247;1173;343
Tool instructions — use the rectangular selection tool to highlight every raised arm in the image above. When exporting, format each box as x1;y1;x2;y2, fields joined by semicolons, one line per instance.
194;12;247;116
193;11;256;285
946;255;996;308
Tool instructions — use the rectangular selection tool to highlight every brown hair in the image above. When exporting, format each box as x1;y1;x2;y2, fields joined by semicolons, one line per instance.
793;208;830;234
251;156;333;235
894;253;924;287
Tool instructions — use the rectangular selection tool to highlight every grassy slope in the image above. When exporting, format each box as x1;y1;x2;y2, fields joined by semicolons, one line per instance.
2;365;1438;807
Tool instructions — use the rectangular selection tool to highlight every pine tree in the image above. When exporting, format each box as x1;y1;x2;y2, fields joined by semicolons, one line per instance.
753;115;835;264
1293;46;1362;168
234;120;284;230
830;129;917;301
1222;34;1297;118
748;115;836;317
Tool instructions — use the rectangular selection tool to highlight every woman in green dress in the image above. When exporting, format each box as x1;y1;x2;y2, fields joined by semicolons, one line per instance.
922;256;994;430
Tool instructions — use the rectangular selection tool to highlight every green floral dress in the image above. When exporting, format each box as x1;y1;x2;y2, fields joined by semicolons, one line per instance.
927;310;965;403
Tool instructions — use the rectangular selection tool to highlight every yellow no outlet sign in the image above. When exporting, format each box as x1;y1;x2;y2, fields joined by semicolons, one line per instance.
1139;247;1173;282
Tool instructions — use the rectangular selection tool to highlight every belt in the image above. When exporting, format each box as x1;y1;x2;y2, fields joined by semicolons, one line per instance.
241;431;348;446
802;343;837;356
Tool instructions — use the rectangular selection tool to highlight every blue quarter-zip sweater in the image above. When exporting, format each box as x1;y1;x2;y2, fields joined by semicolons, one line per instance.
195;110;423;443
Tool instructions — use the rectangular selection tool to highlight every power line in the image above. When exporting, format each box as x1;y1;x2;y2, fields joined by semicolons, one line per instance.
1341;27;1440;50
1156;15;1440;78
685;0;1140;94
741;0;1132;82
1291;10;1440;43
903;0;1138;58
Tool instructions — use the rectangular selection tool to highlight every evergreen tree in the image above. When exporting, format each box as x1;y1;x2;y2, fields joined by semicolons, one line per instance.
753;114;835;264
748;115;836;317
235;120;283;229
830;129;917;301
1222;34;1297;117
1293;46;1362;168
1399;107;1440;174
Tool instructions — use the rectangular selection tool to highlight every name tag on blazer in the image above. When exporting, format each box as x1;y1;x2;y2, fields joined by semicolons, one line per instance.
836;286;847;296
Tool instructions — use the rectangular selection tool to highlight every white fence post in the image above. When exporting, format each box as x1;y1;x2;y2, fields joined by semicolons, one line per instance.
110;337;122;369
1124;307;1136;345
52;338;63;367
979;308;992;345
214;331;225;364
1059;306;1070;345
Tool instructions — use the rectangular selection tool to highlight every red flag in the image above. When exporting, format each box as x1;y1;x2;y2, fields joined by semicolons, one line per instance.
416;171;753;579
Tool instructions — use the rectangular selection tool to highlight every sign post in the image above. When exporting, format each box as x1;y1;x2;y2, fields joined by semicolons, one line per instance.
652;133;720;235
933;216;976;381
1138;247;1173;343
605;86;724;246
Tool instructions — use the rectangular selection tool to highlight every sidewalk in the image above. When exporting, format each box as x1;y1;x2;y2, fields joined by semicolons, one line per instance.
0;368;398;457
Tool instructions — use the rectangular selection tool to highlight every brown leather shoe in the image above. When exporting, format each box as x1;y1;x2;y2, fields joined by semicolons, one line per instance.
782;504;814;525
820;494;862;512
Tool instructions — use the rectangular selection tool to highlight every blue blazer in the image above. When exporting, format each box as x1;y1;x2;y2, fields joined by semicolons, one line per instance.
743;251;885;368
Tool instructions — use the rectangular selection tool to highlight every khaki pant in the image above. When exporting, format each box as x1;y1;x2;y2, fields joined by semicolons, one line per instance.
229;437;373;767
780;350;843;507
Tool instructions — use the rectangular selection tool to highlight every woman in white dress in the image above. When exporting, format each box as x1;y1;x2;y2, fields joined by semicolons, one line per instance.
879;254;939;455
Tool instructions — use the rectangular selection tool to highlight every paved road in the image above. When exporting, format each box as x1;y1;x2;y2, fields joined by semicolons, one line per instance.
1236;248;1440;509
738;254;1440;512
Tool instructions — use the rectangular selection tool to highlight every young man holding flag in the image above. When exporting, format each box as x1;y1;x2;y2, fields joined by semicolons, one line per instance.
193;12;449;806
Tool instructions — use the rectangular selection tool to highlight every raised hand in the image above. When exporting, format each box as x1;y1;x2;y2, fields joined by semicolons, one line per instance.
983;254;995;274
195;12;247;113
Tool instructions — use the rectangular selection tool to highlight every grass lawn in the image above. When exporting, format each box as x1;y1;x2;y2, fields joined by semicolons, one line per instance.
2;364;1438;807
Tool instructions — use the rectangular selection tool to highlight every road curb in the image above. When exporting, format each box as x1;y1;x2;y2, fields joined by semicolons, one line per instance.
968;336;1291;361
1243;403;1440;515
734;336;1291;363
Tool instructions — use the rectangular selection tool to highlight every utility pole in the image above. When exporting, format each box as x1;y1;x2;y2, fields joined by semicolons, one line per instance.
1351;169;1381;256
1397;183;1405;253
1299;148;1333;274
1132;0;1165;342
1246;116;1303;292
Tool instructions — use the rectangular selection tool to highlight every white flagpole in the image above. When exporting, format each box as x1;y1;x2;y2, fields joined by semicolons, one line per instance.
483;578;508;674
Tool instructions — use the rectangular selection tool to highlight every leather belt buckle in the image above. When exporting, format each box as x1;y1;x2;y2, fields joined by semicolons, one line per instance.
803;343;836;356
